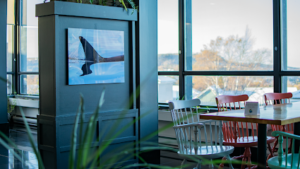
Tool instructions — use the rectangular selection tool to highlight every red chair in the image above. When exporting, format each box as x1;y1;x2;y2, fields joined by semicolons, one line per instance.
264;93;293;160
217;95;275;169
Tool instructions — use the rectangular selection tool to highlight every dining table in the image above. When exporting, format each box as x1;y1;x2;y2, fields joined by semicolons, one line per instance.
200;102;300;169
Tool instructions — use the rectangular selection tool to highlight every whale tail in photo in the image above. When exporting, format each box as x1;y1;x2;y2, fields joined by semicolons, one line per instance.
79;36;125;76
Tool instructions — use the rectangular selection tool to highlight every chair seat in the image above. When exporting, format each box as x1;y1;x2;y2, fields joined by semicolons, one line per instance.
268;154;300;169
223;136;275;147
178;145;234;159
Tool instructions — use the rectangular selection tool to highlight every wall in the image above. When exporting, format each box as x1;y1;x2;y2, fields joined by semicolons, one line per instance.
0;1;9;168
36;2;157;168
0;0;8;125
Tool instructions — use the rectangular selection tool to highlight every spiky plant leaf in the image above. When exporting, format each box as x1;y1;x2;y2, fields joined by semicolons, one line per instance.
19;107;45;169
68;95;84;169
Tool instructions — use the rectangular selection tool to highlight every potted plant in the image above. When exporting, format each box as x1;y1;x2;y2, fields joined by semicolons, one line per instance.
50;0;138;13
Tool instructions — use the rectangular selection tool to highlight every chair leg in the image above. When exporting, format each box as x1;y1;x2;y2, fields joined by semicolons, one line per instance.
218;156;227;169
247;148;252;169
241;147;249;169
209;159;214;169
181;159;186;169
266;143;274;165
271;138;278;153
226;155;234;169
194;160;202;169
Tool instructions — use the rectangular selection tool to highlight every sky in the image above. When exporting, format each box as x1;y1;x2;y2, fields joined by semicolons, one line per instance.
68;28;124;59
158;0;300;69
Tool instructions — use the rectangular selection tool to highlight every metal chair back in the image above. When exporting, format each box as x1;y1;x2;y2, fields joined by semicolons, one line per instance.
268;131;300;169
264;93;294;132
169;99;224;155
216;95;257;143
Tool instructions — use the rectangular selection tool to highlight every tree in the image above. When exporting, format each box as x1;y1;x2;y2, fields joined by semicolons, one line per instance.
192;28;273;96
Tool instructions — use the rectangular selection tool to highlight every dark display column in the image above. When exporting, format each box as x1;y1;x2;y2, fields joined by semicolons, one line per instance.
37;2;139;168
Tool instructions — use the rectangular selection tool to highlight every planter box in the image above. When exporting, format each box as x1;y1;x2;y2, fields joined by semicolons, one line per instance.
36;1;137;21
9;98;39;108
51;0;126;7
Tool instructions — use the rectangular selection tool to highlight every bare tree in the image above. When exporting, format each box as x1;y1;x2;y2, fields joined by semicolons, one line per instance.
192;27;272;94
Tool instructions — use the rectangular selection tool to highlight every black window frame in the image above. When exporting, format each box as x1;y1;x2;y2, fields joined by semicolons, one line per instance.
158;0;298;106
7;0;40;97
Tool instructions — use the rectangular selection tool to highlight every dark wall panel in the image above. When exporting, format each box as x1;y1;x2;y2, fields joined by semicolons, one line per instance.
38;15;56;116
56;16;130;115
39;15;131;116
0;0;8;123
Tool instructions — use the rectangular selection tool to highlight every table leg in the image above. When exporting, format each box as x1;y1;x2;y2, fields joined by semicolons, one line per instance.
294;122;300;153
257;124;266;169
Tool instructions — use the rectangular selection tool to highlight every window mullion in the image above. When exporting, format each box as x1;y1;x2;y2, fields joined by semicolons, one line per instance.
14;0;21;95
273;0;283;93
179;0;185;100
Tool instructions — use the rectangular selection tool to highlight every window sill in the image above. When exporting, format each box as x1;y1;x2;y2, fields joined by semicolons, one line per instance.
9;98;39;108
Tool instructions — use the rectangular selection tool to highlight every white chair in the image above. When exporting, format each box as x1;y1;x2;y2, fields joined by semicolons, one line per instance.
169;99;234;169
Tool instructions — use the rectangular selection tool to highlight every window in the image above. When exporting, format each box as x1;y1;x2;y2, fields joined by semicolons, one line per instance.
158;0;179;71
282;76;300;99
7;0;15;95
158;76;179;103
281;0;300;71
186;76;273;105
158;0;300;106
187;0;273;71
7;0;44;96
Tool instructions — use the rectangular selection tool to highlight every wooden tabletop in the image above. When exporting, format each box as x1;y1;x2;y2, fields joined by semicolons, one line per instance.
200;102;300;125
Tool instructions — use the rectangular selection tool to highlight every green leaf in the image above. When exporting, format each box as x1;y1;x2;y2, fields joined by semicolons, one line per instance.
68;95;84;169
19;107;45;169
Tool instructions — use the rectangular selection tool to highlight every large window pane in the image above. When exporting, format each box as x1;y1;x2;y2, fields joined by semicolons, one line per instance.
282;77;300;102
20;75;39;95
185;76;273;106
7;75;13;95
158;76;179;103
186;0;273;71
7;0;15;25
20;0;43;72
7;25;14;72
158;0;179;71
281;0;300;71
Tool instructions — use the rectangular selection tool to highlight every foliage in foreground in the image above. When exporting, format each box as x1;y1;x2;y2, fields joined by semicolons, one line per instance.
0;77;246;168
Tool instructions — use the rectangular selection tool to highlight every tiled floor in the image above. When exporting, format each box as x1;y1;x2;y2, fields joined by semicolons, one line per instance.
0;130;259;169
0;130;38;169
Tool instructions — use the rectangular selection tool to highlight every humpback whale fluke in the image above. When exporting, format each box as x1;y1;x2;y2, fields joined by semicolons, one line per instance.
79;36;125;76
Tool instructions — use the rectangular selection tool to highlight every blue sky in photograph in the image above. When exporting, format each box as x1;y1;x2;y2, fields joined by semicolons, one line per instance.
68;28;124;59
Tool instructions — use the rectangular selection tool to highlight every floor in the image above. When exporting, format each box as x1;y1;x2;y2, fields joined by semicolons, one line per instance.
0;130;251;169
0;129;38;169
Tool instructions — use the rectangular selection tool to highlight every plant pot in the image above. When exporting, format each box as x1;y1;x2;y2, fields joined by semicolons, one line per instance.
50;0;130;8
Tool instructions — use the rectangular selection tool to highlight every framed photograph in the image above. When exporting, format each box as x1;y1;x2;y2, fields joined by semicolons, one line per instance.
68;28;125;85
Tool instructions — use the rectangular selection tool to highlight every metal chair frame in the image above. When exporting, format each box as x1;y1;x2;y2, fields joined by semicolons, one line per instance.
268;131;300;169
169;99;234;169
